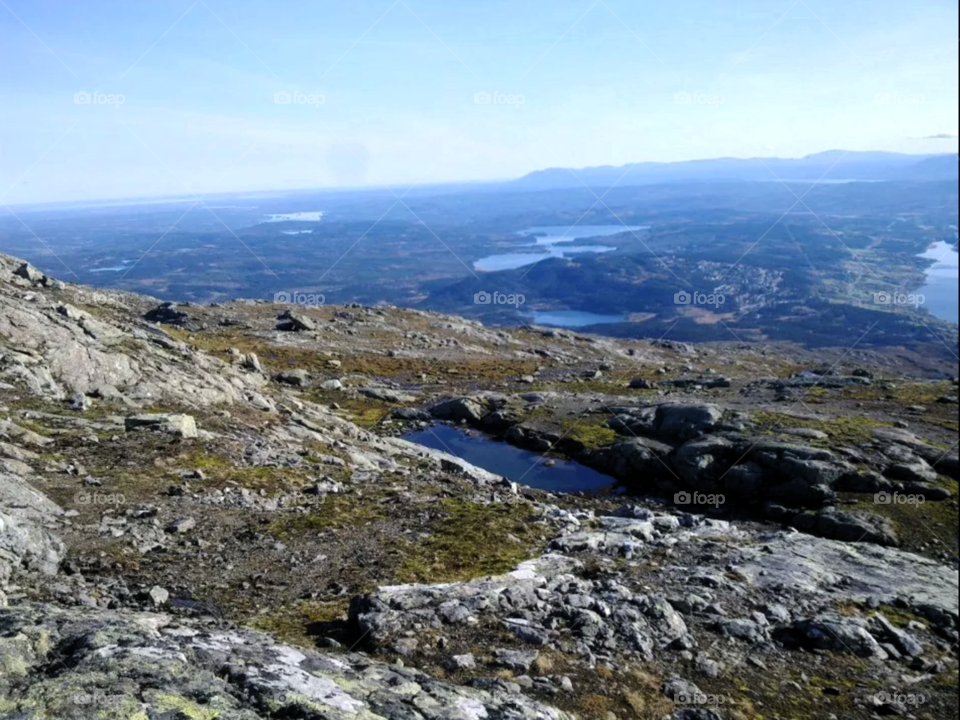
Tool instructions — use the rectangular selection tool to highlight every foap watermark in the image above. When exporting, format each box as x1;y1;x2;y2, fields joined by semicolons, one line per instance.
474;290;525;307
873;291;924;307
874;92;924;106
875;491;925;506
674;491;725;507
474;91;525;108
274;291;325;307
274;91;325;108
674;91;725;107
75;491;126;506
73;692;125;707
74;91;125;108
74;290;111;305
874;691;926;707
675;691;727;706
674;290;725;307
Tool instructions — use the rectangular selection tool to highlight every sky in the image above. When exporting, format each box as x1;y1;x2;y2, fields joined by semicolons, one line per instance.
1;0;958;204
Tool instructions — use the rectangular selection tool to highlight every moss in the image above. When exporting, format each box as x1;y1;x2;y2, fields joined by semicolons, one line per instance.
0;650;30;677
842;380;956;405
179;452;324;494
564;422;617;450
396;499;546;584
520;407;618;450
154;693;221;720
920;414;960;433
248;600;349;648
853;491;959;556
750;411;891;446
184;452;233;470
269;493;389;538
870;604;926;628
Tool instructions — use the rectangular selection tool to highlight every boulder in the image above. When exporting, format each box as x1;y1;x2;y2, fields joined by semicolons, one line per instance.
358;387;417;404
444;654;477;671
144;302;189;325
13;262;44;283
774;614;889;658
591;436;675;484
723;462;764;498
747;440;851;506
125;413;198;439
56;304;90;321
654;403;723;439
0;506;64;584
869;613;924;657
668;377;731;389
276;310;316;332
673;435;734;488
240;353;262;373
391;407;431;421
872;428;959;479
884;460;938;484
274;370;311;387
790;509;899;546
430;397;486;423
716;618;768;643
494;649;539;672
835;471;891;494
165;517;197;534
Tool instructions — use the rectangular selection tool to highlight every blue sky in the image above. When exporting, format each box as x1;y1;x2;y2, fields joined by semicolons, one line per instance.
1;0;957;204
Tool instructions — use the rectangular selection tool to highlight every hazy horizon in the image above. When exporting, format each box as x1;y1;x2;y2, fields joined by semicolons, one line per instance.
5;147;956;211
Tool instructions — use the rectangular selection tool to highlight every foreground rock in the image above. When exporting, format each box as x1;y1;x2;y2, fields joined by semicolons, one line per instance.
0;602;572;720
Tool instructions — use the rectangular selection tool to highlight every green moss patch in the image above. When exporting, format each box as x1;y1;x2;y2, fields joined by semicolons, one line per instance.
248;600;350;648
750;411;891;446
397;499;547;584
269;493;391;538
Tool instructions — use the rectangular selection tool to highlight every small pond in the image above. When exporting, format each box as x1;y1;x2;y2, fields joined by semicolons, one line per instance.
403;424;615;494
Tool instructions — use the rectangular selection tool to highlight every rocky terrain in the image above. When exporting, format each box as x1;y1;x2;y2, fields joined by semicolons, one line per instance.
0;250;957;719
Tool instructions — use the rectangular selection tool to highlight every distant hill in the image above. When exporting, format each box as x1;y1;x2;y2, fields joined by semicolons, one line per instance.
515;151;958;190
897;154;960;181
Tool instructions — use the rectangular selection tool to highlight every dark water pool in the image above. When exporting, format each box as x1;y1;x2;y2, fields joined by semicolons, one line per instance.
403;424;615;494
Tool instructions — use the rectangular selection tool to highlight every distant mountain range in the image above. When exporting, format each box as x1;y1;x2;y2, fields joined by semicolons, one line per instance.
514;151;959;190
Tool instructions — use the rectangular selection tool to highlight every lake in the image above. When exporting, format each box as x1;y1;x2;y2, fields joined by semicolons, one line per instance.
522;225;648;245
475;224;644;271
261;211;325;222
402;424;615;494
529;310;627;328
918;240;959;324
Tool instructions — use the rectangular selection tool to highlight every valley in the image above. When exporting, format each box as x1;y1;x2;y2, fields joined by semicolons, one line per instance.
3;174;957;357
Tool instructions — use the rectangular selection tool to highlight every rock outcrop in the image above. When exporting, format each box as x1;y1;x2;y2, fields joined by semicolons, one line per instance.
0;602;571;719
